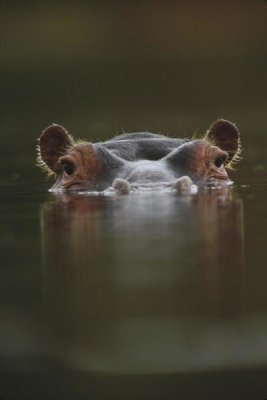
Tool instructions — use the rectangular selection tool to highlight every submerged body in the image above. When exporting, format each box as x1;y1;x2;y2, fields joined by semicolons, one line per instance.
37;119;241;194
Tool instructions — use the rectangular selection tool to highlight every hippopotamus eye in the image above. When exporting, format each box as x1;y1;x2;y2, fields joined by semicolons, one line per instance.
214;154;227;168
61;161;75;175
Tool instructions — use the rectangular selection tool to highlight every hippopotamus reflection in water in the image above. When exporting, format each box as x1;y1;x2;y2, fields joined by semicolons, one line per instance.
37;119;241;194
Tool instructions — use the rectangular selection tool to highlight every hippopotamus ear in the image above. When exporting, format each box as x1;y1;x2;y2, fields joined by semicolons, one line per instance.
205;119;241;165
38;124;74;174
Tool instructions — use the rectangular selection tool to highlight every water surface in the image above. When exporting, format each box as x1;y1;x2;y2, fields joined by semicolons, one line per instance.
1;174;267;399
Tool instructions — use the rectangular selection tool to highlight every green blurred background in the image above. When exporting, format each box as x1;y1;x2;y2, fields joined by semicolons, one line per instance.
0;2;267;399
0;0;266;186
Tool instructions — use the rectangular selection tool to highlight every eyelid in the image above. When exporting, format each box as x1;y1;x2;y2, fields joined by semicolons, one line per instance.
59;155;73;164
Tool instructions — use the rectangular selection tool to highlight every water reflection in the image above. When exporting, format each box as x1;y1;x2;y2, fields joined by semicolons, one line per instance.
40;189;254;374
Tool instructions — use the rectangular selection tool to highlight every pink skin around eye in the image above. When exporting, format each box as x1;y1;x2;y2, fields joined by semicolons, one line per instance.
55;144;102;190
184;141;229;183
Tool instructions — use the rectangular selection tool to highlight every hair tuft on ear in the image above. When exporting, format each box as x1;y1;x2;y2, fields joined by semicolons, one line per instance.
36;142;54;177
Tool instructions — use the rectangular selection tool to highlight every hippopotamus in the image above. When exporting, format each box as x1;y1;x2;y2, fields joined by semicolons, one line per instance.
37;119;241;194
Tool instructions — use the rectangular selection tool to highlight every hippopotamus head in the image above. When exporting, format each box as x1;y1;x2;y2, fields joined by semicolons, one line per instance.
37;119;241;193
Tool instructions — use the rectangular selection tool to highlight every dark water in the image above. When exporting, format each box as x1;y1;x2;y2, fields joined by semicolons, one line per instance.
1;1;267;399
1;170;267;400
